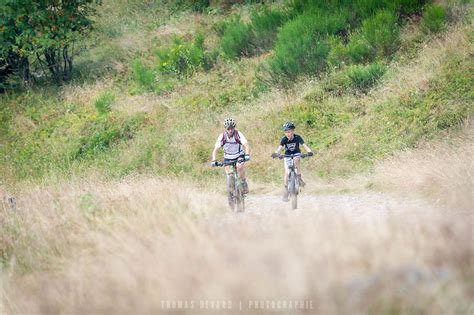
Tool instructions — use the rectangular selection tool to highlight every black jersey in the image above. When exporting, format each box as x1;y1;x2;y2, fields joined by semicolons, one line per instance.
280;134;305;155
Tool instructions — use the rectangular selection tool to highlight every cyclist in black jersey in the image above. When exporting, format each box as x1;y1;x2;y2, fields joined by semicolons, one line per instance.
271;122;313;202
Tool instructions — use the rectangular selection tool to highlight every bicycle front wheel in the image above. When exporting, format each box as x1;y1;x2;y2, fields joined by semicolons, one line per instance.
288;171;298;210
235;182;245;212
227;174;236;211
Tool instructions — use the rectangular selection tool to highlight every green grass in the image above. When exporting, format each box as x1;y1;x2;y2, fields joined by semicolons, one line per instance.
95;91;115;115
325;63;387;94
0;1;471;186
421;4;447;34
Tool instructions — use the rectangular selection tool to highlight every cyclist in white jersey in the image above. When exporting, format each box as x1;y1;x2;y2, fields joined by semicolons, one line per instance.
211;118;250;194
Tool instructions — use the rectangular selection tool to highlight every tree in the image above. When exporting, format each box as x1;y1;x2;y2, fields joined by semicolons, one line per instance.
0;0;100;87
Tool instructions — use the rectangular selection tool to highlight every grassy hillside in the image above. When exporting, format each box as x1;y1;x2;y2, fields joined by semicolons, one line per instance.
1;2;473;314
0;0;472;188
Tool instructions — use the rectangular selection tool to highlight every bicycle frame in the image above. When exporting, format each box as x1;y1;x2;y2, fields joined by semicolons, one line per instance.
216;160;245;212
275;153;308;210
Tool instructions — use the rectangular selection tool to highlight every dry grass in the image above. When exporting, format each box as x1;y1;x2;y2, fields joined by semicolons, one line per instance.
374;122;474;212
368;23;470;103
60;79;114;108
1;168;473;314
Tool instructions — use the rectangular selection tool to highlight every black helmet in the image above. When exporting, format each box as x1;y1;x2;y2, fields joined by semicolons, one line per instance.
224;118;236;128
283;122;295;131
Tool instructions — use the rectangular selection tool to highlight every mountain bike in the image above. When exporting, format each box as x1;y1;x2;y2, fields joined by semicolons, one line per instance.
213;160;247;212
273;153;309;210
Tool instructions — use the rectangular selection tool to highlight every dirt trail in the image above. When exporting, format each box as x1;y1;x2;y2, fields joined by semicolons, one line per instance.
215;190;443;219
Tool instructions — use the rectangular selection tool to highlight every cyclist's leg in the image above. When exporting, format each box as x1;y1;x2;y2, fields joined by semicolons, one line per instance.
294;157;305;187
236;158;246;180
294;156;301;174
236;157;249;193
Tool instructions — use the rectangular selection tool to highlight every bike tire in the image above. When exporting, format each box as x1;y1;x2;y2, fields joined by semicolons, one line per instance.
227;174;236;211
288;171;298;210
235;181;245;212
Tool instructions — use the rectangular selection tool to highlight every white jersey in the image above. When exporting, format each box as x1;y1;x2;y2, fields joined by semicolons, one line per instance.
214;131;248;160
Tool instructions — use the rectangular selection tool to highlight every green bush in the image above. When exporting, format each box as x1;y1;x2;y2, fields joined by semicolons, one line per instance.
250;7;288;52
388;0;427;16
325;63;386;94
350;0;389;21
327;36;349;68
172;0;210;12
361;9;400;58
420;5;447;34
156;35;206;77
346;63;386;92
220;16;253;59
131;59;156;92
75;114;145;160
269;9;348;80
346;33;373;63
94;91;115;115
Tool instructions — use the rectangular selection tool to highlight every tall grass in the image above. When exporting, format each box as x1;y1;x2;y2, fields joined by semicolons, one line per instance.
374;123;474;212
1;173;472;314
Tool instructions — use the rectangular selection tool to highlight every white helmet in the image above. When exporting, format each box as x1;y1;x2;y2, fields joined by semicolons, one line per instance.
224;118;236;128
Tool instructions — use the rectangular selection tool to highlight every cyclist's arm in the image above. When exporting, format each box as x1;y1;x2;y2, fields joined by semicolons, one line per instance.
243;143;250;155
212;147;219;161
302;143;312;153
212;135;223;161
274;145;283;154
238;131;250;155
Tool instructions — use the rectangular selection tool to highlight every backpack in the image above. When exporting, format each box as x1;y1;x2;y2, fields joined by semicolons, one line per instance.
220;130;242;147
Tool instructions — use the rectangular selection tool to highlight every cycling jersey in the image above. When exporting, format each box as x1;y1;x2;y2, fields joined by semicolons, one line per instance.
215;131;248;160
280;134;304;155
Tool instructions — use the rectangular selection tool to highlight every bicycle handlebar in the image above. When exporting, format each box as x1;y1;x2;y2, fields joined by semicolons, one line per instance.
212;159;249;167
274;153;309;159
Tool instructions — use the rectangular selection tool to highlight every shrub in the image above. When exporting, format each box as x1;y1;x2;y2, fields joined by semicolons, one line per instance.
361;9;400;58
269;9;348;80
346;63;386;92
131;59;155;92
350;0;388;21
325;63;386;94
172;0;210;12
388;0;427;16
75;114;145;160
156;35;206;77
250;7;288;52
346;32;373;63
420;5;447;34
94;91;115;115
327;36;349;68
220;16;253;59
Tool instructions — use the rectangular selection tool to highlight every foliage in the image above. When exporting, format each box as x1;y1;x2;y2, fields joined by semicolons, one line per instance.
0;0;100;86
324;63;386;94
94;91;115;115
249;6;288;52
219;16;253;59
131;59;156;93
172;0;210;12
420;5;447;34
74;114;145;160
156;35;206;77
360;9;400;58
268;9;348;81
